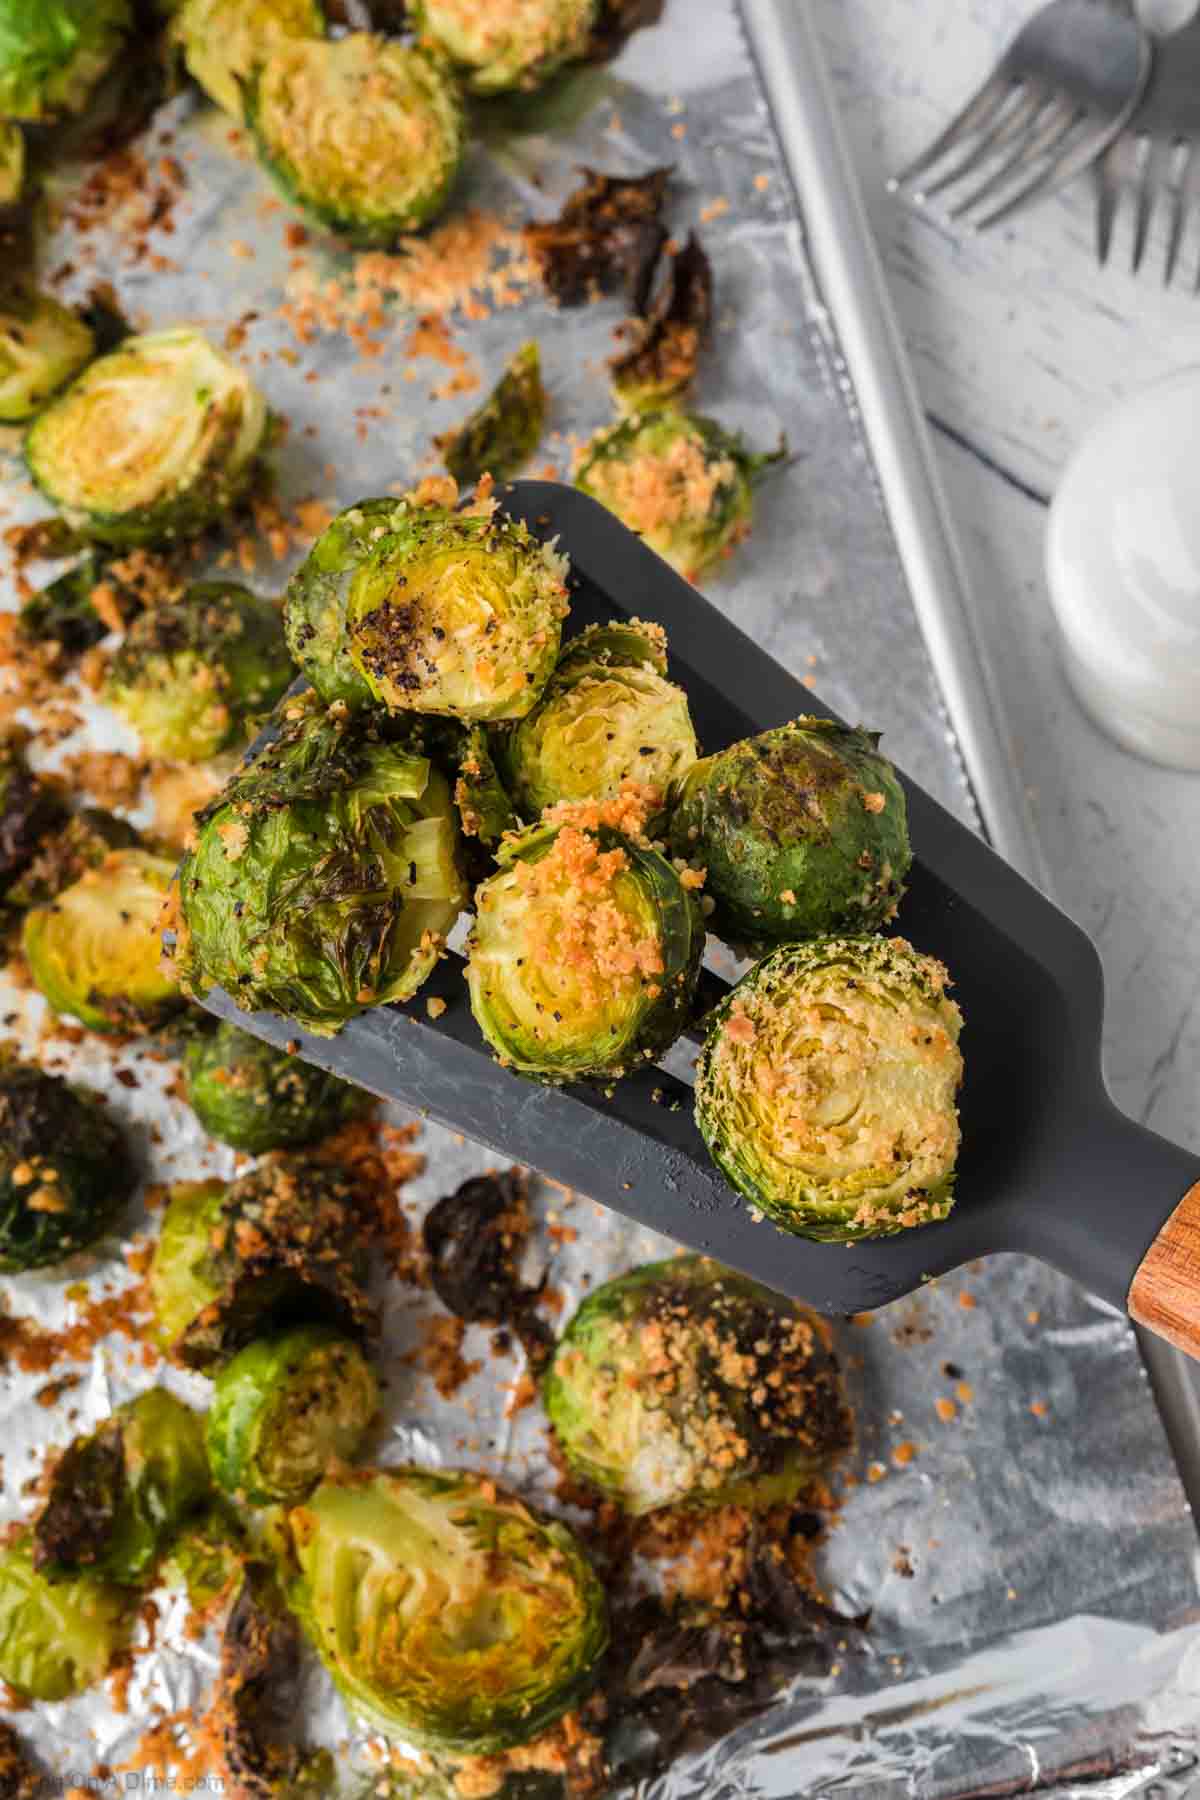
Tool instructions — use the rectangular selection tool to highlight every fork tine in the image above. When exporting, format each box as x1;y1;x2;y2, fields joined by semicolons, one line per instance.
892;66;1016;191
1163;141;1196;287
918;84;1045;203
1094;143;1122;267
951;98;1079;222
971;112;1097;230
1132;136;1169;275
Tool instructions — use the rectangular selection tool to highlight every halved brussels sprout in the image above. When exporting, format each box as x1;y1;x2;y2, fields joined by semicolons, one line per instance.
150;1155;378;1370
32;1389;210;1587
286;1466;607;1751
544;1256;852;1515
0;119;24;205
105;581;293;761
185;1021;371;1153
25;327;269;546
503;618;698;819
0;737;65;890
466;798;704;1081
0;1059;136;1271
0;289;94;423
208;1325;378;1504
0;1535;129;1701
6;806;140;910
437;342;546;488
0;0;131;121
246;35;464;246
23;848;182;1034
176;0;325;119
574;408;784;583
668;718;911;951
173;695;467;1035
413;0;597;94
695;935;964;1241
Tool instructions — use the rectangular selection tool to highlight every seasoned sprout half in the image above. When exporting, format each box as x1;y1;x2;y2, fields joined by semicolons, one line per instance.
176;0;325;119
23;848;181;1035
414;0;597;94
0;1060;136;1271
0;1536;128;1701
286;1467;608;1750
504;618;698;819
695;936;964;1241
466;795;704;1081
0;289;95;424
173;695;467;1035
0;0;131;120
26;327;269;546
545;1256;851;1515
208;1325;378;1504
668;718;911;951
437;342;546;488
185;1021;371;1153
105;581;292;761
247;35;465;245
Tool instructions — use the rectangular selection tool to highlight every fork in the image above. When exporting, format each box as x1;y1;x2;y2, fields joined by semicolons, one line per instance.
1093;11;1200;282
891;0;1153;230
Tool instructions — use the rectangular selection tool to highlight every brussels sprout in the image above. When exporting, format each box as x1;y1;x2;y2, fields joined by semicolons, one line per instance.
574;409;784;583
185;1021;371;1153
453;724;518;851
503;618;698;819
286;1466;607;1751
176;0;325;119
0;1721;40;1799
610;232;712;413
544;1256;851;1516
150;1154;378;1370
466;797;704;1081
284;497;402;709
437;342;546;487
5;806;140;910
695;935;965;1241
219;1568;333;1799
0;119;24;206
0;1059;136;1271
105;581;292;761
173;695;467;1035
667;718;911;951
0;1535;129;1701
0;0;131;121
414;0;596;93
32;1389;210;1587
208;1325;378;1504
0;288;95;425
23;848;182;1034
246;35;464;246
0;737;65;891
25;327;270;546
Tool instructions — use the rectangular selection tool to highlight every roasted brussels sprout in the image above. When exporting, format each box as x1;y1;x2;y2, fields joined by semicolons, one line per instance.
0;1535;129;1701
667;718;911;950
466;795;704;1081
23;848;182;1034
0;119;24;205
246;35;464;245
208;1325;378;1504
0;1059;136;1271
503;618;698;819
105;581;292;761
414;0;596;93
0;288;95;424
150;1154;378;1370
218;1568;333;1800
176;0;325;119
6;806;139;909
185;1021;371;1153
575;408;784;583
32;1389;210;1586
610;232;712;413
283;497;403;709
695;935;964;1241
437;342;546;488
286;1466;607;1750
0;737;65;890
26;327;269;546
173;695;466;1035
544;1256;851;1515
0;0;131;120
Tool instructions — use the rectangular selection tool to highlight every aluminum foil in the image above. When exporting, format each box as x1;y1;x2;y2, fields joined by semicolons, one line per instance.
1;1;1198;1792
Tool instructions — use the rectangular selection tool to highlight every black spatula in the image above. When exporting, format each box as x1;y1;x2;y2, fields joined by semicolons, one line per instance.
198;482;1200;1360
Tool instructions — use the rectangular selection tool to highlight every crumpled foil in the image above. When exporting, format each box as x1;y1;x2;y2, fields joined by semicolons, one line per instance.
1;1;1198;1793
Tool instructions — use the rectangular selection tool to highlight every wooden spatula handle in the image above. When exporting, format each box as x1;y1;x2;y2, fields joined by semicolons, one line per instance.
1129;1182;1200;1356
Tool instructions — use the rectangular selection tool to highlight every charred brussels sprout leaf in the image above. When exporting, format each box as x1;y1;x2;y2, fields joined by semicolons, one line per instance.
453;725;518;851
174;696;466;1035
286;1466;608;1751
423;1167;553;1371
105;581;292;761
0;1059;136;1271
610;231;712;412
217;1569;332;1800
25;327;269;546
413;0;597;94
0;288;95;424
23;847;181;1034
5;806;139;909
544;1256;851;1515
503;617;697;819
695;935;964;1241
176;0;325;119
32;1389;210;1586
436;342;546;488
526;165;670;310
247;35;464;245
208;1325;378;1504
0;1534;129;1701
667;718;911;950
466;801;703;1082
185;1021;371;1153
0;0;132;121
0;737;65;890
